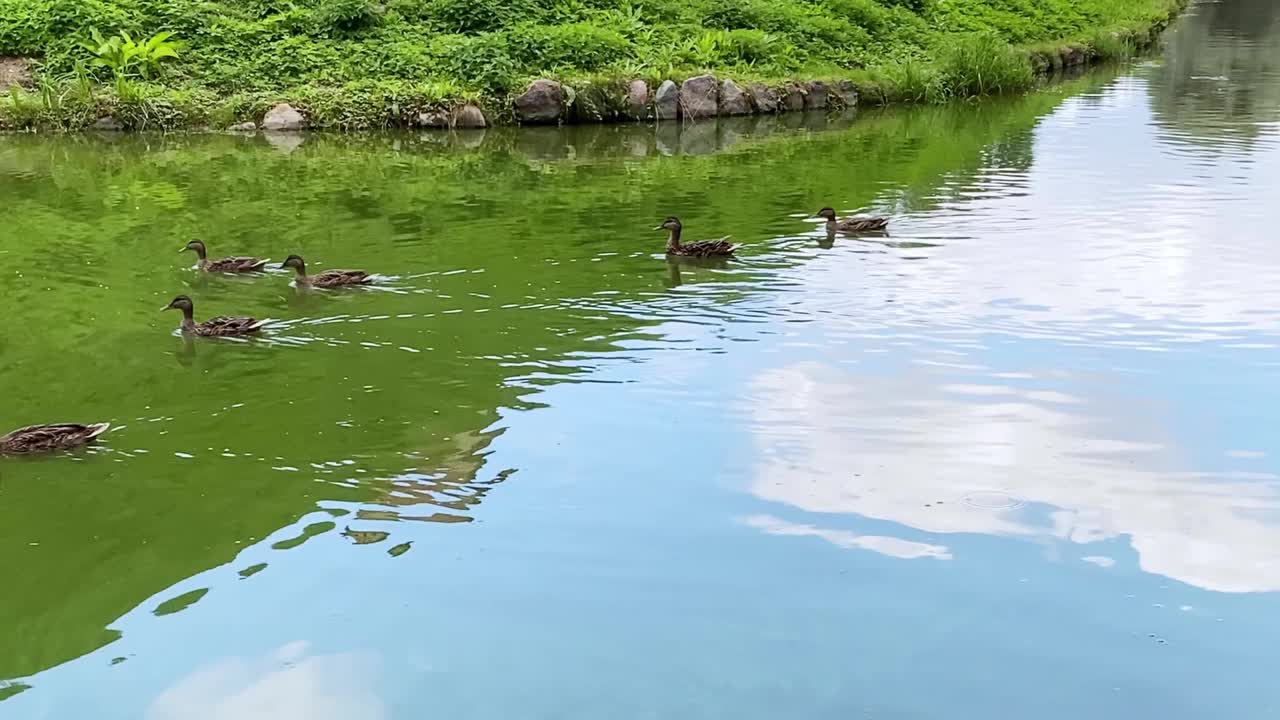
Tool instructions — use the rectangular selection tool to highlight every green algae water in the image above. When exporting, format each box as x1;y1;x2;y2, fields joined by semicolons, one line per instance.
4;1;1280;717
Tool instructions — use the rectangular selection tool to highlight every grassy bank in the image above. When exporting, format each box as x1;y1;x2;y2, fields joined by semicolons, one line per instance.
0;0;1185;130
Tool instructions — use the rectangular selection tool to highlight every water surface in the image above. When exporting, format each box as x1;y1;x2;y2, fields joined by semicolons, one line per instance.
4;1;1280;717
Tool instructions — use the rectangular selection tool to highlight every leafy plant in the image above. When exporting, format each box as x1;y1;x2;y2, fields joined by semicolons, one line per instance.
878;59;939;102
719;29;785;66
591;4;647;40
687;30;722;67
885;0;933;11
680;29;788;68
425;0;542;33
435;34;520;93
1084;28;1134;59
79;28;183;80
507;22;633;71
313;0;382;33
4;86;41;128
69;62;95;104
936;32;1034;97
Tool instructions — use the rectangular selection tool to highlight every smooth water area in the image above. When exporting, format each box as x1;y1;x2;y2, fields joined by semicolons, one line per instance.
4;1;1280;717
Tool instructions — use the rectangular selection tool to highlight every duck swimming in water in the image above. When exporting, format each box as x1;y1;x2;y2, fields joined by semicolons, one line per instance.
654;217;736;258
281;255;372;288
181;239;269;273
0;422;110;454
816;207;890;233
163;295;265;337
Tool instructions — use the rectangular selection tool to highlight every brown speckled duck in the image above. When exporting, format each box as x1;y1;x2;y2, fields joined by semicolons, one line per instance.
0;422;110;454
817;207;890;233
163;295;265;337
282;255;372;288
655;217;736;258
181;239;268;273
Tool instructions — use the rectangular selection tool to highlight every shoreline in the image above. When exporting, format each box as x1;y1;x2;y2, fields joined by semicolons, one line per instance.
0;2;1187;134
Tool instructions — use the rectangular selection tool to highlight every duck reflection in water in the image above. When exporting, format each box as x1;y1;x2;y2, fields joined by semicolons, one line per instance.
174;334;197;368
665;255;731;288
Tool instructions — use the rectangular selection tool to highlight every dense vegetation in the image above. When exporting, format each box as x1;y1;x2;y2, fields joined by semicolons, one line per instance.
0;0;1184;128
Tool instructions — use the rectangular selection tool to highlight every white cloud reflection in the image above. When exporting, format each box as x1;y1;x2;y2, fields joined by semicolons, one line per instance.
745;361;1280;593
744;514;952;560
148;642;386;720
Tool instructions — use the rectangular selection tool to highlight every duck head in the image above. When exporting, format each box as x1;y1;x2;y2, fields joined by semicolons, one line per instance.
163;295;194;312
181;239;208;259
815;208;837;221
653;216;683;232
281;254;307;275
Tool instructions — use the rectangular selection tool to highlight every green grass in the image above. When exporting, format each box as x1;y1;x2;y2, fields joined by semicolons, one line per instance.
0;0;1186;129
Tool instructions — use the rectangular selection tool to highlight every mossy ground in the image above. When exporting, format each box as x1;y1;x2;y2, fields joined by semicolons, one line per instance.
0;0;1186;130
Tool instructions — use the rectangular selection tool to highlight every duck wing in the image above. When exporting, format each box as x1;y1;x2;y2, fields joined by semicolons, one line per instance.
836;216;890;233
678;237;736;258
313;270;372;287
0;422;110;453
196;315;265;336
207;256;269;273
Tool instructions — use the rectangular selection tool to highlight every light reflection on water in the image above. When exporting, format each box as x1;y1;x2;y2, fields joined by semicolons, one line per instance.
4;0;1280;717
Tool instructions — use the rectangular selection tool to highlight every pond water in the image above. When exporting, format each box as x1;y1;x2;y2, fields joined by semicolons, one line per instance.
4;1;1280;717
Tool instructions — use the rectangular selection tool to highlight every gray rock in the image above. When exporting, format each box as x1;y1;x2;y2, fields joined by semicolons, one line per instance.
654;80;679;120
262;103;304;131
417;110;449;128
514;79;565;124
91;116;122;131
228;121;258;132
804;81;829;110
625;80;649;119
680;74;718;119
452;104;487;129
749;84;779;113
832;80;858;109
782;85;806;112
719;79;752;115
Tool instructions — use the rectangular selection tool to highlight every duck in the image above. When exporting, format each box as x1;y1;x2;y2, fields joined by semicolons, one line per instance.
181;239;268;273
281;255;372;288
0;422;110;454
163;294;265;336
654;217;736;258
816;207;890;233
